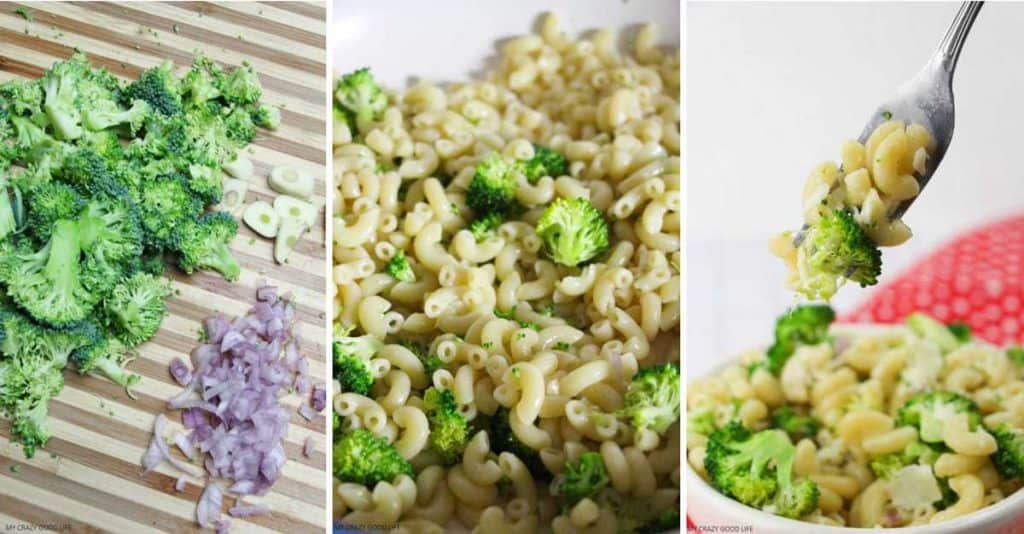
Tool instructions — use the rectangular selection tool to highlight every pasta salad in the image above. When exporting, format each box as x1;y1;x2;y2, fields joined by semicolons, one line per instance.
687;306;1024;528
331;13;681;534
771;120;935;300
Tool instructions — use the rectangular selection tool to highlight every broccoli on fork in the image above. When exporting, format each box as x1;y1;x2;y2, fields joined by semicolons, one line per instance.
795;209;882;301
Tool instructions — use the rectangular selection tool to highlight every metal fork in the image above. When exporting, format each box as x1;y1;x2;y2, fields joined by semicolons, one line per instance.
795;1;983;245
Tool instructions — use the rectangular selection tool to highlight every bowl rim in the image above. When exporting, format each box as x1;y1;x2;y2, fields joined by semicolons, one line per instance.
685;323;1024;532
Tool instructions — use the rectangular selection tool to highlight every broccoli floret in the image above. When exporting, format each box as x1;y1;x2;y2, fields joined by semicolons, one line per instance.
40;54;93;140
990;426;1024;479
335;68;386;127
82;99;150;133
124;61;181;117
1006;346;1024;368
70;334;139;389
759;304;835;375
520;145;568;183
176;211;241;281
489;407;548;478
333;429;413;486
218;62;262;106
535;197;610;267
78;195;144;279
101;272;170;346
0;178;18;242
619;363;680;435
224;107;255;144
772;406;819;441
797;209;882;300
135;173;202;249
422;387;469;464
0;78;43;116
896;391;982;443
333;335;382;395
384;249;415;282
466;152;520;216
869;453;907;481
559;452;609;506
0;219;97;326
184;163;223;204
57;148;127;198
704;421;819;519
251;104;280;130
468;212;503;242
333;411;341;439
180;55;223;107
9;394;59;459
907;312;962;353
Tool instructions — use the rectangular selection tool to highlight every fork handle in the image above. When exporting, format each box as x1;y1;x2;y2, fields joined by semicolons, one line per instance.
934;1;983;73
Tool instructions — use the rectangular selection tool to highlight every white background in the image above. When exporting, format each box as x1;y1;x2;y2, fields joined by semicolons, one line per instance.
688;2;1024;378
332;0;680;88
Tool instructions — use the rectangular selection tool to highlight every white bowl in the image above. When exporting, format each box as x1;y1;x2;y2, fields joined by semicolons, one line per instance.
686;325;1024;534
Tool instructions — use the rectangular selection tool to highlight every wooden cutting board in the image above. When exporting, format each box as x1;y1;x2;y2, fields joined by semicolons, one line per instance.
0;2;328;532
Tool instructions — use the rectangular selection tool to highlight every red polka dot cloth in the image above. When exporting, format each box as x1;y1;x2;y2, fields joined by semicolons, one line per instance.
842;213;1024;346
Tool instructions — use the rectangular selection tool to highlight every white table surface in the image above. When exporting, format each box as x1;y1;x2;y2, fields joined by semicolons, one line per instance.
332;0;680;88
687;2;1024;378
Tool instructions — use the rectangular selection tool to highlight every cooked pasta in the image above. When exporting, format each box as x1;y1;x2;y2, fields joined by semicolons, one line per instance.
770;120;935;300
333;13;680;533
687;310;1024;528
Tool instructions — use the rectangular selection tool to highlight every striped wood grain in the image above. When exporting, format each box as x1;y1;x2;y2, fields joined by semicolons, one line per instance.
0;2;328;533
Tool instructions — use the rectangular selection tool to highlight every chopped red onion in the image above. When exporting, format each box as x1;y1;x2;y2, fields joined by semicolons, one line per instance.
169;357;192;386
215;520;230;534
141;438;162;473
154;285;308;530
298;403;317;421
229;503;269;518
174;432;195;461
143;414;204;477
175;476;187;492
197;484;223;529
311;383;327;412
303;436;315;458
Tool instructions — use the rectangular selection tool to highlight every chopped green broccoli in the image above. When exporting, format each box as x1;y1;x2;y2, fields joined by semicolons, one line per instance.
0;219;98;326
251;104;280;130
704;421;819;519
896;391;982;443
70;334;140;389
467;152;520;216
398;339;443;375
384;249;415;282
82;99;150;134
946;321;971;343
759;304;835;375
333;334;382;395
771;406;819;441
101;272;170;346
423;387;469;464
135;173;202;249
796;209;882;300
218;62;262;106
519;145;568;183
333;429;413;486
559;452;609;506
619;363;680;435
989;426;1024;480
335;68;386;127
124;60;181;117
468;212;503;242
0;178;19;242
175;211;240;281
535;197;610;267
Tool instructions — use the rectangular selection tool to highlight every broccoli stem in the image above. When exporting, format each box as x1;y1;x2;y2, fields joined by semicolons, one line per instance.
91;354;141;388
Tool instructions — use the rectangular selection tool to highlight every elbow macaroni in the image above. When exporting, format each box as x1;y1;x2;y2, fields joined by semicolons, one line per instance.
334;13;680;532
